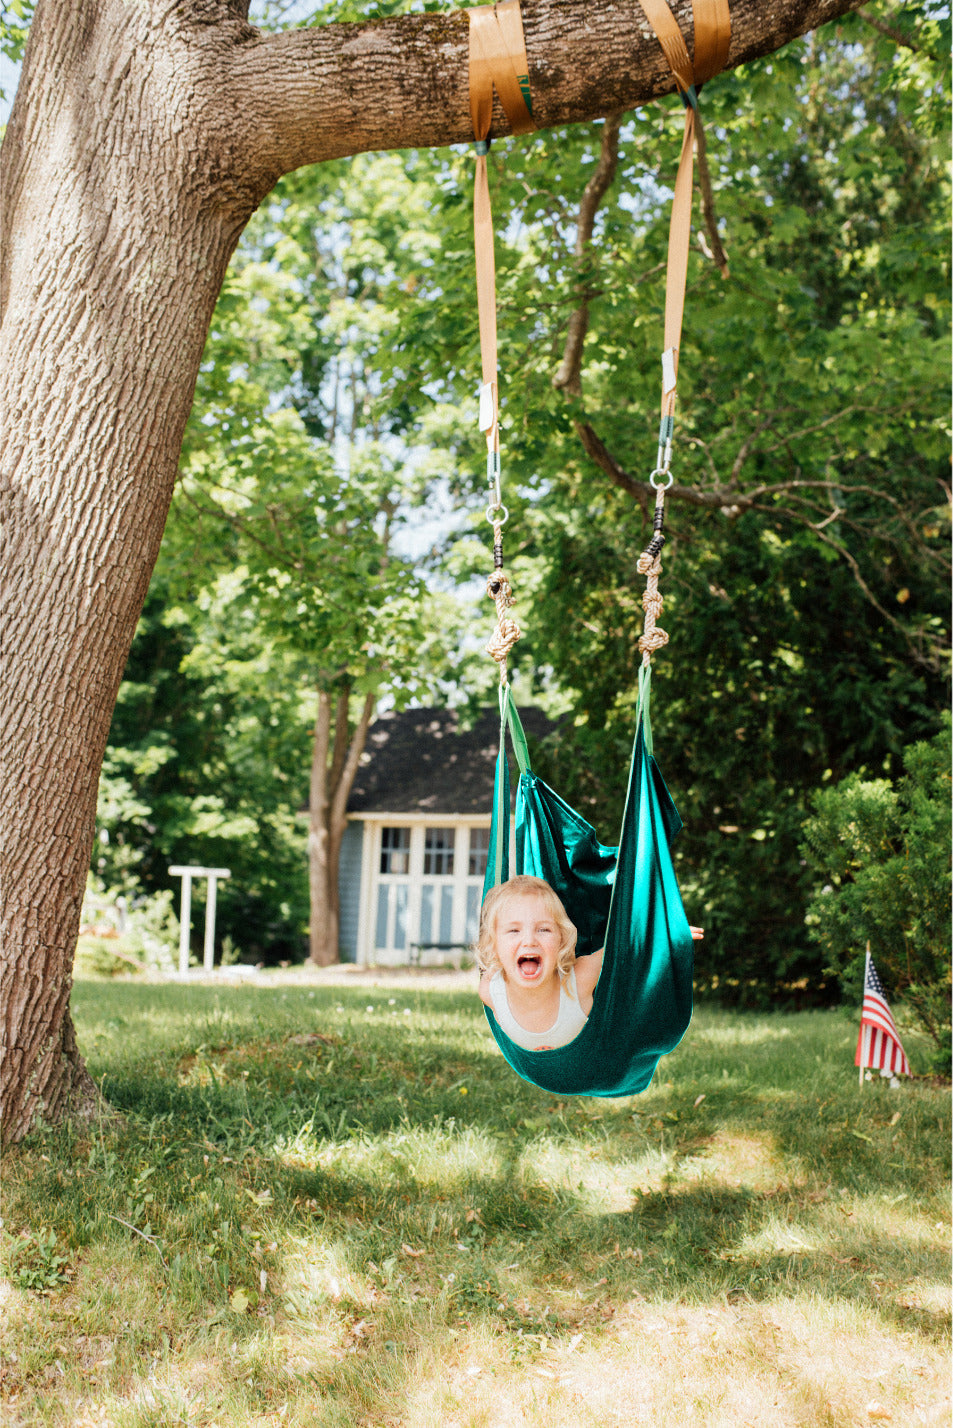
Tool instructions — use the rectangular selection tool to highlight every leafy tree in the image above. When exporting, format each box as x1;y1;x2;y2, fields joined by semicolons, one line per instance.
102;571;316;963
801;716;951;1068
126;172;457;964
0;0;898;1141
391;10;949;997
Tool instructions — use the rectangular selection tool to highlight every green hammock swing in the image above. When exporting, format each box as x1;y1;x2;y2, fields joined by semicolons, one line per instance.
465;0;730;1094
480;669;694;1097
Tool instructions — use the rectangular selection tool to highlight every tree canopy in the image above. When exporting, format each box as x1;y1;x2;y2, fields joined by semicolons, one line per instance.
91;4;950;1004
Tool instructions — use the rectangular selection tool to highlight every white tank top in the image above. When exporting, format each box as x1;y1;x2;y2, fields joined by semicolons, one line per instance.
488;967;589;1051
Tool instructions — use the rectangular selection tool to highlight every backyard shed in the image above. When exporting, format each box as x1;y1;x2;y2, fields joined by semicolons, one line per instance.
339;704;555;964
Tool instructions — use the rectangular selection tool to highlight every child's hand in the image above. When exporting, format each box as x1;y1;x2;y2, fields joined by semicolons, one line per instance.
690;926;704;940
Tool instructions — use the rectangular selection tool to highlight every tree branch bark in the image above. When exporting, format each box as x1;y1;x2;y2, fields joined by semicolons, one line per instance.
553;111;624;398
308;688;376;966
231;0;869;183
694;110;730;277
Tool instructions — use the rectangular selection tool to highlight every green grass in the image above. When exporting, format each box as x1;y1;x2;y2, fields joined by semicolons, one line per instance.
2;977;950;1427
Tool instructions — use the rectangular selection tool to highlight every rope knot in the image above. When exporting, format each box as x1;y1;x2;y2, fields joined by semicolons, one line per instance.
637;552;669;665
486;567;521;673
486;571;513;608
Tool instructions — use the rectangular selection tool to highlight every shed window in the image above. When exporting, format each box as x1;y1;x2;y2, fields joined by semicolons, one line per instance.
380;826;410;875
424;827;455;876
468;827;490;876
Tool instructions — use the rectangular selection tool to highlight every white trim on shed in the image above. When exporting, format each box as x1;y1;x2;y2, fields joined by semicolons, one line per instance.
348;814;494;966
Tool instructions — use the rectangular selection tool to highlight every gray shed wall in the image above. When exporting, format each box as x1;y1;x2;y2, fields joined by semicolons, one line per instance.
338;820;363;963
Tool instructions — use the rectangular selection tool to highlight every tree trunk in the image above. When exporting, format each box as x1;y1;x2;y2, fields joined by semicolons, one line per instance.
308;692;334;966
0;0;867;1142
308;690;376;966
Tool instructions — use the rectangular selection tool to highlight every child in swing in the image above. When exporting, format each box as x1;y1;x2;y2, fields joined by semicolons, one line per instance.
477;874;703;1052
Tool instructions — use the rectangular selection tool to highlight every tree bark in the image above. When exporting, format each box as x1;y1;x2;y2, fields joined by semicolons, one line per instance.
308;689;375;967
0;0;867;1141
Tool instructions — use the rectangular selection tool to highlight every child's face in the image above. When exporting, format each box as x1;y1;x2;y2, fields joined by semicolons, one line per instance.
495;892;563;989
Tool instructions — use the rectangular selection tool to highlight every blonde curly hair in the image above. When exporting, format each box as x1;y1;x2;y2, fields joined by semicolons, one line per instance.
475;875;578;983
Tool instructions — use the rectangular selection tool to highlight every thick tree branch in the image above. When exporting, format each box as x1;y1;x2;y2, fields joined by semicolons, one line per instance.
327;687;352;807
330;691;376;835
230;0;871;187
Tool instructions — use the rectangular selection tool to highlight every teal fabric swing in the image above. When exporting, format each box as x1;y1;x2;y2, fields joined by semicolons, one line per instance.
480;668;694;1097
464;0;730;1096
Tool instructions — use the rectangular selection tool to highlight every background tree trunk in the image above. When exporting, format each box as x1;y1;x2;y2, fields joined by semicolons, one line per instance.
308;690;376;966
0;0;866;1142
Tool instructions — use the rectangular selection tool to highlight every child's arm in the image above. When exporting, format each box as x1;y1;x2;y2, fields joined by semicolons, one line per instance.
573;946;604;1002
478;972;494;1007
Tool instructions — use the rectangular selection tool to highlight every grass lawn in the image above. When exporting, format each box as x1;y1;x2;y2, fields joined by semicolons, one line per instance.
1;974;949;1427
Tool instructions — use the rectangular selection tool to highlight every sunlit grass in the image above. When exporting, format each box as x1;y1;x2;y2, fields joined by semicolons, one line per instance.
1;978;949;1426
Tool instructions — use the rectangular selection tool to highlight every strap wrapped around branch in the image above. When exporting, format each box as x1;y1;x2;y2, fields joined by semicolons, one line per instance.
634;0;731;460
468;0;535;680
468;0;535;476
468;0;536;140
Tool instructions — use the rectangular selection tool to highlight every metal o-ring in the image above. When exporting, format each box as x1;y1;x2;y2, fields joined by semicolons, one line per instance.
486;503;509;524
649;468;673;490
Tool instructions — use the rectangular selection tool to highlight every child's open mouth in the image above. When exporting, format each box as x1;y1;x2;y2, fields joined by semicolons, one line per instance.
517;953;542;978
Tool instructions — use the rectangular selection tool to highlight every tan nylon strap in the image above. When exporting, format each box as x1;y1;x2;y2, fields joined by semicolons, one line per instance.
468;0;535;139
636;0;730;92
660;105;696;411
691;0;732;81
635;0;695;93
467;1;535;464
473;151;499;451
634;0;731;423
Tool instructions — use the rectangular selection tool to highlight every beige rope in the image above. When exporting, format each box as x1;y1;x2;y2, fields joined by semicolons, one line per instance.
637;553;668;665
637;484;669;665
486;564;521;678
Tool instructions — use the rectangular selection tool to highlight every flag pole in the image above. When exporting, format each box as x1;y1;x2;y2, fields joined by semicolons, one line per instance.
858;942;871;1090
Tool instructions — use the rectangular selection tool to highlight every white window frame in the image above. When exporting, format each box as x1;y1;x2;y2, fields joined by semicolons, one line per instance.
352;815;496;966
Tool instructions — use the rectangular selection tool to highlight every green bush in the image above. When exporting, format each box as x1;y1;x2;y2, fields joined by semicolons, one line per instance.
73;936;140;978
801;715;951;1070
76;876;179;977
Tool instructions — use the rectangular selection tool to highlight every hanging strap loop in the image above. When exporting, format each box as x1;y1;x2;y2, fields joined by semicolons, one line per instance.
634;0;731;447
468;0;536;141
468;0;535;683
635;0;730;665
468;0;535;472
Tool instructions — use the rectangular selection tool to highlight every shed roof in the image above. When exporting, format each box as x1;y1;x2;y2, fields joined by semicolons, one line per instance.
346;705;557;816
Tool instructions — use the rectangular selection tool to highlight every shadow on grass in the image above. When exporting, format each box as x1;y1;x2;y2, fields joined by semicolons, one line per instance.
3;978;947;1425
62;1041;951;1349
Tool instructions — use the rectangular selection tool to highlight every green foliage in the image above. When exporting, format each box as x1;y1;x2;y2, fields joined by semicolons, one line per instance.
102;575;315;962
91;5;949;982
77;876;179;976
101;147;486;962
801;717;952;1068
407;13;950;998
6;1227;70;1293
0;0;33;71
73;937;134;979
529;500;943;1004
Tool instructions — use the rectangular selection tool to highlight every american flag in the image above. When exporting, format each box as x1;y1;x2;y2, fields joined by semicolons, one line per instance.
855;949;910;1077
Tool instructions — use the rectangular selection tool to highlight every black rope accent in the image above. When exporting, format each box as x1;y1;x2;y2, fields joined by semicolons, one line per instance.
643;502;666;561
